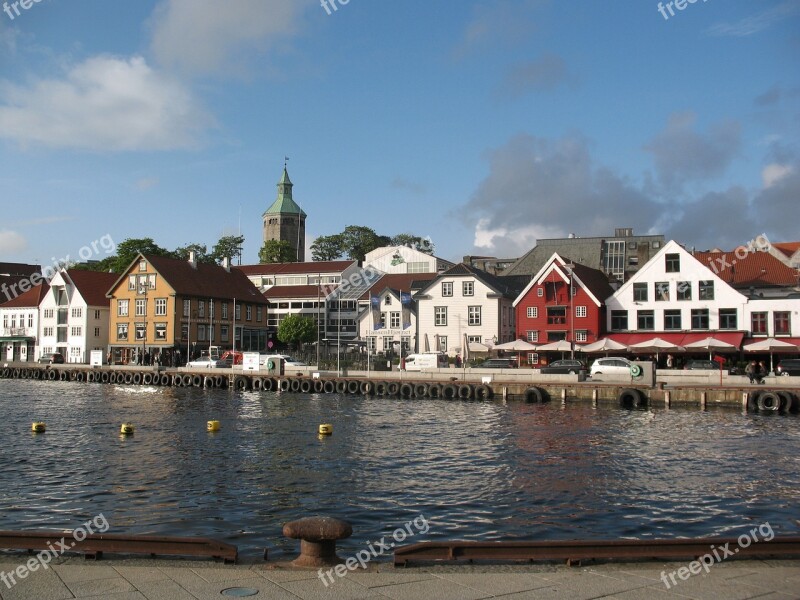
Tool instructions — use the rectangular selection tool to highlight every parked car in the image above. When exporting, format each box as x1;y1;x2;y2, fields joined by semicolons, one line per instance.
38;352;65;364
776;359;800;377
539;359;586;374
260;354;307;367
187;356;228;369
403;352;449;371
589;357;634;377
474;358;518;369
684;359;718;370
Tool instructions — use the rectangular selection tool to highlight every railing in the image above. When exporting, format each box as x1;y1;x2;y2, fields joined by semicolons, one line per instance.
2;328;33;337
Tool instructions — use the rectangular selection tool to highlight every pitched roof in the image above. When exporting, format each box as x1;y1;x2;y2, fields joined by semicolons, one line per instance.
0;283;49;308
66;270;119;306
773;242;800;258
358;272;438;300
692;250;799;288
568;260;615;302
263;167;306;217
235;260;356;276
127;255;268;304
419;263;528;299
0;262;40;277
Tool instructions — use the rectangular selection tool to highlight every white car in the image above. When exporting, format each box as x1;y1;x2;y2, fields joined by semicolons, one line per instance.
590;357;634;377
187;356;228;369
260;354;307;367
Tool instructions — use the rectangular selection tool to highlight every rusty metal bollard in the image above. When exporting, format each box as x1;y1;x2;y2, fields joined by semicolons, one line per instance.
282;516;353;567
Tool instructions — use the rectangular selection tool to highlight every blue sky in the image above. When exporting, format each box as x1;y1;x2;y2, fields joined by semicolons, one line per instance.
0;0;798;266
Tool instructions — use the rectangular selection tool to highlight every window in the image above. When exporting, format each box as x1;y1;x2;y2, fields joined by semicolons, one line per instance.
181;324;188;341
442;282;453;297
699;281;714;300
221;302;229;319
527;352;539;365
155;298;167;316
209;325;215;342
611;310;628;331
468;306;481;326
256;306;263;322
751;312;768;335
94;327;100;337
154;323;167;340
633;283;648;302
628;242;638;249
183;299;190;317
462;281;474;296
691;309;709;330
537;287;543;298
655;282;670;301
235;303;241;320
390;312;400;328
604;240;625;279
57;328;67;342
677;282;692;301
57;308;67;325
664;309;682;330
665;253;680;273
246;305;252;321
220;325;229;342
774;312;791;335
139;260;147;271
628;256;639;266
576;306;587;318
576;330;588;342
526;330;538;342
434;306;447;326
135;298;146;317
384;296;392;305
527;306;538;318
44;309;54;319
197;325;206;341
44;327;54;337
135;323;145;341
28;313;34;328
147;274;156;289
547;331;567;342
438;336;447;352
637;310;655;330
117;300;129;317
547;307;566;325
198;300;205;318
719;309;737;330
406;262;428;273
652;241;661;249
71;308;82;318
128;275;137;290
379;312;387;328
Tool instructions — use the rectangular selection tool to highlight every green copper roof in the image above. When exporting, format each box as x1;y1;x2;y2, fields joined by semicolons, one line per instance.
263;167;307;217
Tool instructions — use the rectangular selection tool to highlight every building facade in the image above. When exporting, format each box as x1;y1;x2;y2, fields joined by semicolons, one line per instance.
364;245;454;274
1;284;48;362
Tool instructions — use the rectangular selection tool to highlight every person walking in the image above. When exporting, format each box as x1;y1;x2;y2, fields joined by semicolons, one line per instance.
745;361;758;384
757;361;768;383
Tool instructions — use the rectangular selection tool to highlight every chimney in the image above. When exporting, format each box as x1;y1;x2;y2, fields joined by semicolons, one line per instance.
222;256;231;272
188;250;197;269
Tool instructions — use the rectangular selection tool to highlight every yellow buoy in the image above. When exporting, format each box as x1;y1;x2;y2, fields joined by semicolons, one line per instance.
207;420;220;432
318;423;333;436
120;423;135;435
31;422;46;433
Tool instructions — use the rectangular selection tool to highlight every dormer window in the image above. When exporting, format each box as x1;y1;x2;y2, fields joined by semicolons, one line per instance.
384;296;392;305
139;260;147;271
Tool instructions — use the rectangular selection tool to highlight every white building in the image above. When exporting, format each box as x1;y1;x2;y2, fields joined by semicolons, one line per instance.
415;264;524;357
364;245;454;275
606;240;800;346
1;284;48;362
38;270;117;363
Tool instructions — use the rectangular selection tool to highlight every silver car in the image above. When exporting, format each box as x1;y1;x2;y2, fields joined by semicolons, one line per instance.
590;357;633;376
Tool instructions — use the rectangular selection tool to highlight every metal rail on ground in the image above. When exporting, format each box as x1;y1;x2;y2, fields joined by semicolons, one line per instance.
394;537;800;566
0;531;238;563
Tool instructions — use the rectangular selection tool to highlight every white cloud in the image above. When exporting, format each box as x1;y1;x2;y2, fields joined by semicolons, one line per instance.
0;230;28;253
149;0;308;77
474;218;563;256
762;163;793;189
707;1;800;37
136;177;160;190
0;55;213;151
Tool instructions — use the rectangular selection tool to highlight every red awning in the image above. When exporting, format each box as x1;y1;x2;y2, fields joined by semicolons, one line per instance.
606;332;746;349
742;337;800;349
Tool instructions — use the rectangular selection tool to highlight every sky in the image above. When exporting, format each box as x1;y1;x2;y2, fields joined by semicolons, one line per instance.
0;0;798;267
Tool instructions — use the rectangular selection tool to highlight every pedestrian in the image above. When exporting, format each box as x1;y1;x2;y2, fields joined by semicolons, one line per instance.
666;354;674;369
757;361;768;383
455;354;462;368
745;361;757;384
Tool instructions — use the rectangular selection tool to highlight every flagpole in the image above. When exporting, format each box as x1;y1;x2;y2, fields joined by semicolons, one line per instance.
399;289;403;382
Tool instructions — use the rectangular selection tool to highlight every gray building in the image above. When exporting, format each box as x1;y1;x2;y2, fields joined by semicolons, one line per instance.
502;228;665;283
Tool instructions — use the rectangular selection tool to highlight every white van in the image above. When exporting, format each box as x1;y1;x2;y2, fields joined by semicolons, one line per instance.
403;352;448;371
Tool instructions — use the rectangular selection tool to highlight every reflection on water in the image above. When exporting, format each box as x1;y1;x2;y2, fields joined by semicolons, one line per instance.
0;380;798;559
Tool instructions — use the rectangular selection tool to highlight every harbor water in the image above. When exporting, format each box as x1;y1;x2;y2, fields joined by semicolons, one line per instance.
1;380;798;560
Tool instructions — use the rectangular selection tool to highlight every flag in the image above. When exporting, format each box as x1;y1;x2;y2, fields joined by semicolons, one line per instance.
371;295;383;330
401;291;412;330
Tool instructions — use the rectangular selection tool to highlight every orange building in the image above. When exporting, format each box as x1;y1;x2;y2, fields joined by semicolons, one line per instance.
106;253;269;365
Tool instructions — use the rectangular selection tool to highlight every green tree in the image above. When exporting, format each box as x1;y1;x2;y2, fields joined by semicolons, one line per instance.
277;314;317;351
210;235;245;264
258;239;297;263
173;243;214;264
391;233;435;255
310;234;344;261
108;238;173;273
340;225;389;262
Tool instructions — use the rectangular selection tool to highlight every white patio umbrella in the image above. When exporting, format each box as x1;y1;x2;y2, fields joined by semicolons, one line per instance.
683;336;737;360
536;339;577;359
493;339;538;367
580;338;629;355
628;337;684;361
743;338;799;372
